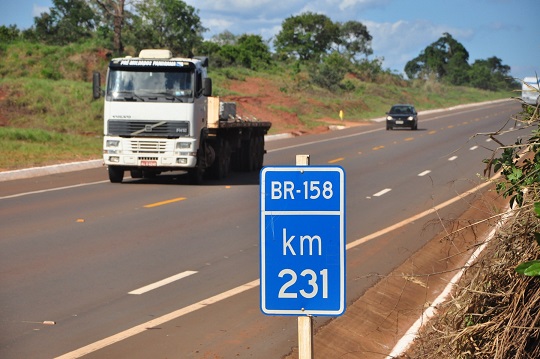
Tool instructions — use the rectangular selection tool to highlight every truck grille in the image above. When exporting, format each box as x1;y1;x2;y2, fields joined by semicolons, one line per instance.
108;120;189;137
128;140;170;154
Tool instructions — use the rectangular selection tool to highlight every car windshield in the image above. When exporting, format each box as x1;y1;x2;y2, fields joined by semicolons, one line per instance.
390;106;414;114
106;69;193;102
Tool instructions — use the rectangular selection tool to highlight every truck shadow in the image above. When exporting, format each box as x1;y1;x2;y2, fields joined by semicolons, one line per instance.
122;170;261;186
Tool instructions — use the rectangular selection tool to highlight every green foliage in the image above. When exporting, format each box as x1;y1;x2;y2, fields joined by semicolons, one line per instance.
309;52;350;90
274;12;340;61
515;260;540;276
335;21;373;61
30;0;97;45
131;0;205;56
405;32;515;91
405;33;469;82
483;89;540;276
0;25;21;43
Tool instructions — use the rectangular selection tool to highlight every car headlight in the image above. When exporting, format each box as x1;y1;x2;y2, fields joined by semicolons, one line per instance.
407;116;414;121
106;140;120;147
386;116;393;121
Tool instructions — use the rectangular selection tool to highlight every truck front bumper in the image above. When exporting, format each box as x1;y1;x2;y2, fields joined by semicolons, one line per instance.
103;137;198;168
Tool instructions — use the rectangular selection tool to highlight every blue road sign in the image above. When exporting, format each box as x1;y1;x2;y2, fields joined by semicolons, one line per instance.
260;166;346;316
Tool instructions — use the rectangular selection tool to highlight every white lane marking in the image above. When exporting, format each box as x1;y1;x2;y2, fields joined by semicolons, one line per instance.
128;271;198;295
57;175;502;359
486;138;492;142
418;170;431;177
55;280;260;359
373;188;392;197
470;145;478;150
0;181;109;200
448;156;458;161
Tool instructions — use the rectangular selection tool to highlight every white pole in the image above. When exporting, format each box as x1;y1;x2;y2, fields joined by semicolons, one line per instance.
298;316;313;359
296;154;313;359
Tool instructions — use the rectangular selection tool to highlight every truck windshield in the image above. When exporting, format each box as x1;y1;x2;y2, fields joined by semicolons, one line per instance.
107;69;193;102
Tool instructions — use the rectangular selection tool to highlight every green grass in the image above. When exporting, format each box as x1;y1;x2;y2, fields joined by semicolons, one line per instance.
0;127;102;170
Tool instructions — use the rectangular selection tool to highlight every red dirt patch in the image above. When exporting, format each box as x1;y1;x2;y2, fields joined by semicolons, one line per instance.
222;77;364;136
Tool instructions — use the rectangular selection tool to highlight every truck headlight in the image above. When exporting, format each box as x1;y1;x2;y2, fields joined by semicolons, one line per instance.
106;140;120;147
176;142;191;149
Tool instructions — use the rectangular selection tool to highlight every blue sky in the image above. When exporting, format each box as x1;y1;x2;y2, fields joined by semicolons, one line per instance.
1;0;538;80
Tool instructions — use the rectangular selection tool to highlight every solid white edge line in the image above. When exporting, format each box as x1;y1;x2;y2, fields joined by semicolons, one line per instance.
54;279;261;359
386;205;513;359
0;180;109;200
128;271;198;295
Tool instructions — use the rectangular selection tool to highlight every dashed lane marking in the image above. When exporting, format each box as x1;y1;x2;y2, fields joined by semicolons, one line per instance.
129;271;198;295
144;197;186;208
373;188;392;197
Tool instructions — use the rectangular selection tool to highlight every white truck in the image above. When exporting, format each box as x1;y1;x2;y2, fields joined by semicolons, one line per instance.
93;49;271;184
522;76;539;106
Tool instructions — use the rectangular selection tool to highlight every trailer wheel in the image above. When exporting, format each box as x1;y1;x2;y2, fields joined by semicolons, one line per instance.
241;137;258;172
255;135;265;170
108;166;124;183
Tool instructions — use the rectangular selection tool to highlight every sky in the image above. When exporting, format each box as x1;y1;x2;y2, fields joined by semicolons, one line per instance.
1;0;538;80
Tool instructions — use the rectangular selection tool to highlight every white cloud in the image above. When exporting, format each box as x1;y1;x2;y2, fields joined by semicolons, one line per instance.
32;5;50;18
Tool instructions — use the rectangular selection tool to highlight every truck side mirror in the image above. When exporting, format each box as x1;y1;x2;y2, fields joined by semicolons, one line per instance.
93;71;102;99
203;78;212;97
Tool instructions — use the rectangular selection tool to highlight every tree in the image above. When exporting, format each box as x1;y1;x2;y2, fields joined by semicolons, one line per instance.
335;20;373;62
405;32;469;84
211;34;271;70
211;30;238;46
132;0;206;56
0;25;21;43
32;0;96;45
274;12;339;62
93;0;127;54
469;56;513;90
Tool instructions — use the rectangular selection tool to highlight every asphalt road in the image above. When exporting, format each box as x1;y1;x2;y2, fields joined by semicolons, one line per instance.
0;99;521;358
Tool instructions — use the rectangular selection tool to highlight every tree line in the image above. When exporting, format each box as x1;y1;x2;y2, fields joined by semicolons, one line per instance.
0;0;516;91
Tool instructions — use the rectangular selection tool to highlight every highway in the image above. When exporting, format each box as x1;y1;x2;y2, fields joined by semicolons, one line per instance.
0;99;520;358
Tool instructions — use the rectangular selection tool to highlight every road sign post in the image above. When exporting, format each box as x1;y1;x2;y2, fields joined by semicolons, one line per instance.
260;155;346;358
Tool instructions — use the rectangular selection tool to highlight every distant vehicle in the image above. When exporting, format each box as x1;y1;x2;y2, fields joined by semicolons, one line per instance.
386;104;418;130
522;77;540;105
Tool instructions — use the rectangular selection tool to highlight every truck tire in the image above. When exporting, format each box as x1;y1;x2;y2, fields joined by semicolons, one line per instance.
108;166;124;183
255;135;265;170
208;139;231;179
240;137;258;172
188;167;204;185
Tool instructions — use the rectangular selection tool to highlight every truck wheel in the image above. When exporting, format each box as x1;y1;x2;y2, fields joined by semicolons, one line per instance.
108;166;124;183
246;138;259;172
130;169;143;178
209;140;231;179
188;167;204;185
255;135;264;170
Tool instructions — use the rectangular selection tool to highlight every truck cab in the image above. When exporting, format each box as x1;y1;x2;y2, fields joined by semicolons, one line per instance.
93;49;271;184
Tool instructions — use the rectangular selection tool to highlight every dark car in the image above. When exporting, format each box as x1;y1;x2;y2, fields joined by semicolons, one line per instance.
386;104;418;130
